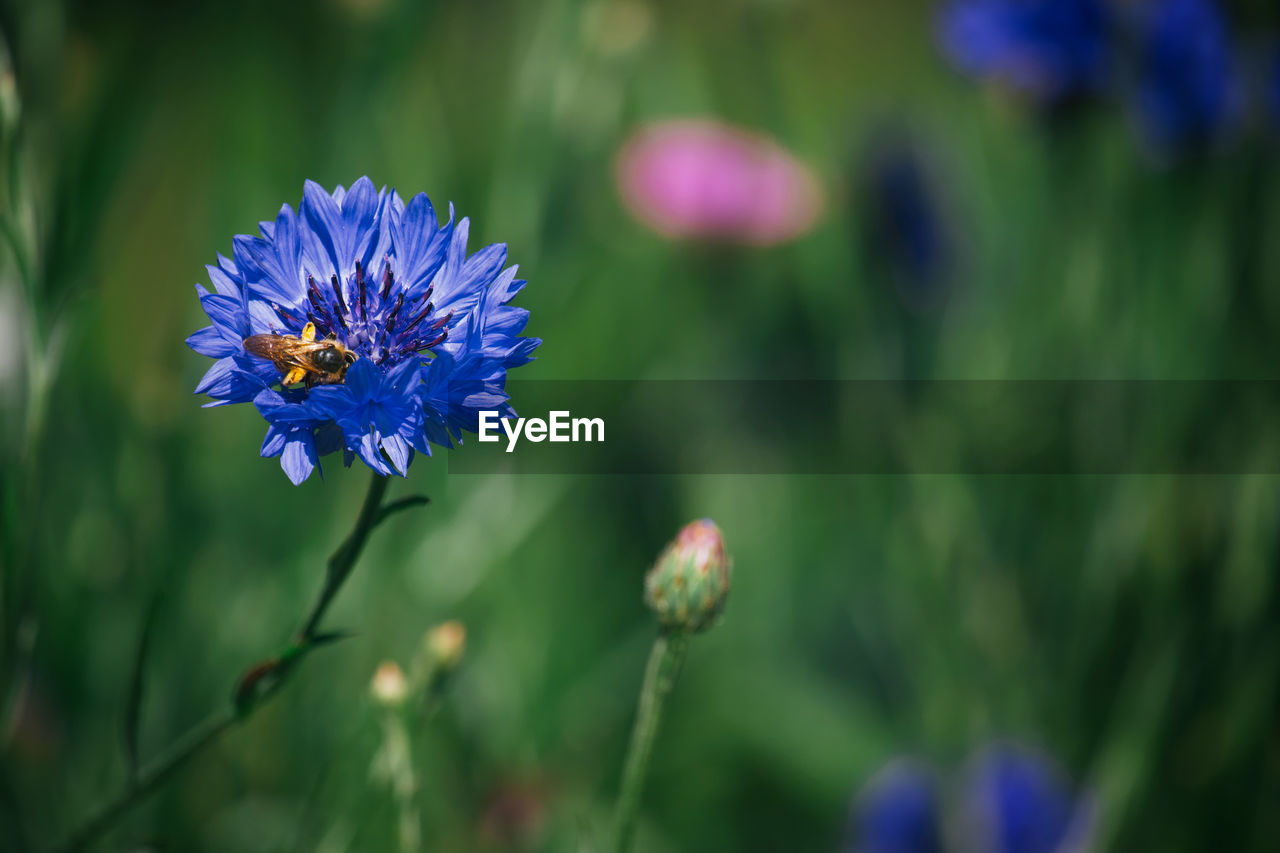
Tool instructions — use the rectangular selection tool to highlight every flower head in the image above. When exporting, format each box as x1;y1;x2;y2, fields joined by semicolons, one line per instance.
937;0;1111;106
643;518;732;634
187;178;539;483
1131;0;1240;155
615;119;822;245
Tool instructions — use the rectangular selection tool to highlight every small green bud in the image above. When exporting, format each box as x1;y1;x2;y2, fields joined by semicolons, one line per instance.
644;519;731;633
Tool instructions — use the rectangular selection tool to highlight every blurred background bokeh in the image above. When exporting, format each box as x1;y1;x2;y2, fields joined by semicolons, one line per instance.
3;0;1280;850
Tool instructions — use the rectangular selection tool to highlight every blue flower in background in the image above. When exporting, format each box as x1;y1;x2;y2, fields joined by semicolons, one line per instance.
862;138;954;307
849;761;944;853
847;744;1094;853
937;0;1111;105
1131;0;1239;153
188;178;539;484
963;745;1094;853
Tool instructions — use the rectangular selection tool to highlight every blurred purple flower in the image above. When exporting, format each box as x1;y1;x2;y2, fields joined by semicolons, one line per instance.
847;744;1094;853
1130;0;1240;154
937;0;1111;106
615;119;822;246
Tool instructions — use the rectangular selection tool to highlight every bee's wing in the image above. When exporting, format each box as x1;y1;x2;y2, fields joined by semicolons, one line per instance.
244;335;322;373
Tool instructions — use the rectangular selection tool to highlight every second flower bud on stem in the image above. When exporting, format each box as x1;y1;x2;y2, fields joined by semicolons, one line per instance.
613;519;732;853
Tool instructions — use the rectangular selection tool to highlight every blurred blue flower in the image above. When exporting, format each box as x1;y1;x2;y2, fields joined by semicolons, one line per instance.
847;745;1093;853
861;139;954;306
937;0;1111;105
849;761;944;853
963;745;1094;853
1131;0;1239;153
188;178;539;484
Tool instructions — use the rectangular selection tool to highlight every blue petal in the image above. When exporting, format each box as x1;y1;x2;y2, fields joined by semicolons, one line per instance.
248;300;291;335
356;431;393;475
342;357;379;400
304;384;353;421
206;263;242;297
381;433;410;474
200;292;248;337
430;216;471;306
281;431;319;485
261;424;288;457
186;326;238;358
196;356;272;402
300;179;345;283
393;192;449;292
340;176;379;273
254;389;322;425
194;357;236;396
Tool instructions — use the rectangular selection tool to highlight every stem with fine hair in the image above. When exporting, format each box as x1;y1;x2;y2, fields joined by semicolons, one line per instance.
613;631;689;853
55;471;400;853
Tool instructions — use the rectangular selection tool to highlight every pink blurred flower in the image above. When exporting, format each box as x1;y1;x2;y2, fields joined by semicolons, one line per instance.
615;119;823;245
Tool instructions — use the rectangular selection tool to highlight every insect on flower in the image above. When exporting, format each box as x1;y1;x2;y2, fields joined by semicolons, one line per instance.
187;177;540;484
243;321;358;388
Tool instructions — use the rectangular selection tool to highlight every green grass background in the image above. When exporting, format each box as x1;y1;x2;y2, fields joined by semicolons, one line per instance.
3;0;1280;850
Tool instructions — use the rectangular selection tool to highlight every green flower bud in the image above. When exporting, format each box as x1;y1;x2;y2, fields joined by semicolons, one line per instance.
644;519;731;634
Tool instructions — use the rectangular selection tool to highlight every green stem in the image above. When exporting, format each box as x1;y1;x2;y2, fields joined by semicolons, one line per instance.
54;471;396;852
613;632;689;853
53;711;237;853
298;471;390;641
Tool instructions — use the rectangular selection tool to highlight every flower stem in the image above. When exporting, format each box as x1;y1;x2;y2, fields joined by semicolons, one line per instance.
613;631;689;853
53;711;237;853
299;471;390;641
55;471;397;852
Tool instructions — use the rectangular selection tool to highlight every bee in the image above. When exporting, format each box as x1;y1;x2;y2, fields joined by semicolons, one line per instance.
243;322;357;387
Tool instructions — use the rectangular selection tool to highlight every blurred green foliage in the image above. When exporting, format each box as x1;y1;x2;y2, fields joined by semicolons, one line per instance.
2;0;1280;850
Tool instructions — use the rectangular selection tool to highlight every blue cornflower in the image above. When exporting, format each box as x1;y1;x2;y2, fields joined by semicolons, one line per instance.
849;761;944;853
861;138;954;307
188;178;539;484
847;745;1094;853
1131;0;1240;153
962;745;1094;853
937;0;1111;106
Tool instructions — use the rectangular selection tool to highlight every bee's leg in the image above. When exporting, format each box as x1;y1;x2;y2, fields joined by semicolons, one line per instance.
282;367;307;386
301;322;317;343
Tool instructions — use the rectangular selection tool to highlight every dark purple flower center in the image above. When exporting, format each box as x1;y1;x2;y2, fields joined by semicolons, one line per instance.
284;257;452;366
